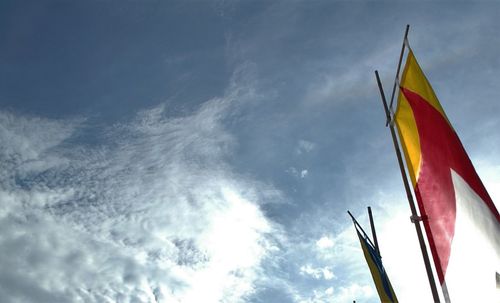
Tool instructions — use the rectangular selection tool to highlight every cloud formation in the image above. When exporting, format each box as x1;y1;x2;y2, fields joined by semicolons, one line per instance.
0;80;280;302
2;2;500;303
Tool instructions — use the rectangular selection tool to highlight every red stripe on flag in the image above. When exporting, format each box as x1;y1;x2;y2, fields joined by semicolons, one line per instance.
401;87;500;284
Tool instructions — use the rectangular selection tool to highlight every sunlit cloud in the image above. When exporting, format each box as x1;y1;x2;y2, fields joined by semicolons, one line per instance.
0;75;281;302
2;2;500;303
299;264;335;280
315;236;334;249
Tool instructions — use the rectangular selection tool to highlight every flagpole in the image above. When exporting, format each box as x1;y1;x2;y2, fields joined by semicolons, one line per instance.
347;210;378;249
374;70;441;302
386;24;410;121
367;206;380;257
347;210;371;239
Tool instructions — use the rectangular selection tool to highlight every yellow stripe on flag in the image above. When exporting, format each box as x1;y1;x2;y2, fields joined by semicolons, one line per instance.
356;229;398;303
395;50;450;185
392;47;500;298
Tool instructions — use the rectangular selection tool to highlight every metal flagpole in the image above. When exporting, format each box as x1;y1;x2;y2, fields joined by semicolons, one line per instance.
387;24;410;120
367;206;380;257
394;30;453;303
374;70;441;302
347;210;378;250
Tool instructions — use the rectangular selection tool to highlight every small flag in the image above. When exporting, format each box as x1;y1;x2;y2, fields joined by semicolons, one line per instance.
352;217;398;302
395;49;500;301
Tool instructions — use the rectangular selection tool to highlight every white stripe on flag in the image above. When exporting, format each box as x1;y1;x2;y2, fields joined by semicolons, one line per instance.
445;170;500;302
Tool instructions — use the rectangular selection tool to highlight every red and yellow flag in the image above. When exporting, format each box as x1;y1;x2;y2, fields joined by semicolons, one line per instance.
395;50;500;301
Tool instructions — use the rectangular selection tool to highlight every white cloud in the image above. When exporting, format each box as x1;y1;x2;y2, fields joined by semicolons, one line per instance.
330;283;374;303
296;140;316;155
290;229;382;302
302;42;401;106
315;235;334;249
323;269;334;280
287;167;309;179
0;75;280;302
366;200;438;303
287;166;299;177
295;287;335;303
299;264;335;281
473;159;500;210
294;283;372;303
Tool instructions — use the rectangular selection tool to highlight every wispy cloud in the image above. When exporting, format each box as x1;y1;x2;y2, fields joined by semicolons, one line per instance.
296;140;316;155
3;3;500;303
299;264;334;280
0;71;281;302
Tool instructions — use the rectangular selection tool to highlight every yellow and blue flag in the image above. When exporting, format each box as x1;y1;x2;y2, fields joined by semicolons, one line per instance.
355;225;398;303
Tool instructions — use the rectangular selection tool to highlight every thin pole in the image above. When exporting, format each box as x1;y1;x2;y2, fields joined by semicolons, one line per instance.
367;206;380;257
375;70;440;303
347;210;377;249
386;24;410;124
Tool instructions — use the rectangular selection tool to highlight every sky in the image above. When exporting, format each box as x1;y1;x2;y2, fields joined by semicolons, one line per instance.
1;1;500;302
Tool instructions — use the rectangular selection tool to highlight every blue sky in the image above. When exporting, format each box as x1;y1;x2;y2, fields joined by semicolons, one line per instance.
1;1;500;302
